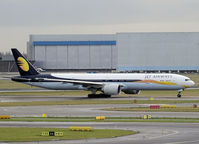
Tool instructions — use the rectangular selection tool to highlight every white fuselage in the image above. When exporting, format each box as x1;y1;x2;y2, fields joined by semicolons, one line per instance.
26;73;195;91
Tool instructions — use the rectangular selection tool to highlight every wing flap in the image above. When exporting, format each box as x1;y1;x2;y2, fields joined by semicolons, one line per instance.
43;78;104;88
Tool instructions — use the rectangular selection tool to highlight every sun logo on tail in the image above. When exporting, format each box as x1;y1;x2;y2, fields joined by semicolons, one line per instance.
17;57;29;72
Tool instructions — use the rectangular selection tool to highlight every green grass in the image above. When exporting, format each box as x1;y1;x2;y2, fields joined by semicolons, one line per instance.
0;89;198;97
0;90;90;96
0;127;136;142
139;89;199;97
105;106;199;112
1;117;199;123
1;99;199;107
0;79;38;90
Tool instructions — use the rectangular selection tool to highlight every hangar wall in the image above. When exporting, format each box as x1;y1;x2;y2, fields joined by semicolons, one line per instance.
117;32;199;71
28;32;199;72
28;35;117;71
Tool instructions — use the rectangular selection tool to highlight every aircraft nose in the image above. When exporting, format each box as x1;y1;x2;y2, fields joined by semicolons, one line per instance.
190;80;195;87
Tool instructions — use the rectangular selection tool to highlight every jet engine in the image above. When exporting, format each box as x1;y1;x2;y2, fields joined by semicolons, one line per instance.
122;89;140;94
102;84;121;95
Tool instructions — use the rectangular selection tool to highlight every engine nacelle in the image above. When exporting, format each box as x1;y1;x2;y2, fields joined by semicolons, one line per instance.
122;89;140;95
102;84;121;95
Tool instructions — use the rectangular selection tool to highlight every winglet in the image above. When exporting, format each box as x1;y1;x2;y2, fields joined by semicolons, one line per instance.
11;48;39;76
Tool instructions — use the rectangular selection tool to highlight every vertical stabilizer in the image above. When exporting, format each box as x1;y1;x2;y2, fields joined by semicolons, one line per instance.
11;48;39;76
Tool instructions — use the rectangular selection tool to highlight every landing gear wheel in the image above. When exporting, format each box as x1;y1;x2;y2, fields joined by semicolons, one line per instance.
177;94;181;98
88;94;111;98
103;94;111;98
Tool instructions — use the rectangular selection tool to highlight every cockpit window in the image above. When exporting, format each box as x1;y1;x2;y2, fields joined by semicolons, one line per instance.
185;79;190;81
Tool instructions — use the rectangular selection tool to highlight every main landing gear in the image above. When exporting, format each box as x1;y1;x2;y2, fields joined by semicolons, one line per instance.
88;94;111;98
177;89;184;98
88;89;111;98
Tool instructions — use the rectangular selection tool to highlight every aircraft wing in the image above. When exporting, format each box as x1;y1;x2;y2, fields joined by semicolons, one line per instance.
43;78;104;88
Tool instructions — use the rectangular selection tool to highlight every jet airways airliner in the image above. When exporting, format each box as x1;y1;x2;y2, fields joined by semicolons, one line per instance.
11;48;195;98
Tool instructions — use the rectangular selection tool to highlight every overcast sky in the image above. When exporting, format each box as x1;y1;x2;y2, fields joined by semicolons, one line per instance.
0;0;199;53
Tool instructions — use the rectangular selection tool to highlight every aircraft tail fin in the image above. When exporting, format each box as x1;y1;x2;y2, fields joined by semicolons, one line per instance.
11;48;39;76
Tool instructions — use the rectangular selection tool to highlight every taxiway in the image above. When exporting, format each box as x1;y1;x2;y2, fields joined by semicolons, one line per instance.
1;95;199;143
1;121;199;144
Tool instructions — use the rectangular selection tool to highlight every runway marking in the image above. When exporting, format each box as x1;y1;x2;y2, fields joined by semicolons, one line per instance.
148;129;179;140
165;139;199;144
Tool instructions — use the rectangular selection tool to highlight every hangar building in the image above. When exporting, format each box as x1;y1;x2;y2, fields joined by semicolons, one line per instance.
28;32;199;72
28;34;117;71
117;32;199;72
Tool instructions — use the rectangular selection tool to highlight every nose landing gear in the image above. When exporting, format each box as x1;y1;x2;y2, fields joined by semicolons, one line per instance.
177;89;184;98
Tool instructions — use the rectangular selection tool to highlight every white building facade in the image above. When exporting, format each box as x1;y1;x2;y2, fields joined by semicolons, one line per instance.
28;32;199;72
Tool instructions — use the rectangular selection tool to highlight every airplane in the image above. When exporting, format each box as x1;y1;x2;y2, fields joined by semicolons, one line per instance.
11;48;195;98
